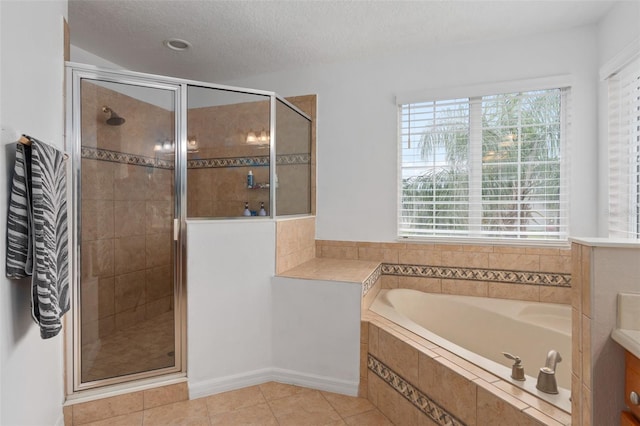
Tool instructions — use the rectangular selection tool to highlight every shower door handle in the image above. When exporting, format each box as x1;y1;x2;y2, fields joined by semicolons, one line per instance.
173;218;179;241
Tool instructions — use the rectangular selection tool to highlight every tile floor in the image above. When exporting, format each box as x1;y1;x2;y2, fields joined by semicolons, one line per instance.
76;382;394;426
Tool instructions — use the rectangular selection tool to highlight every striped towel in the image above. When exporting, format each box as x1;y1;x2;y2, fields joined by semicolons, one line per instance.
6;136;69;339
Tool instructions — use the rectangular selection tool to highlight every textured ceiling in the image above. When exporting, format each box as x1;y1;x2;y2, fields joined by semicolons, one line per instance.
69;0;617;83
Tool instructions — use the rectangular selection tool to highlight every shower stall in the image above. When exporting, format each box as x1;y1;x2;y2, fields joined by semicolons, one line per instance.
67;64;312;393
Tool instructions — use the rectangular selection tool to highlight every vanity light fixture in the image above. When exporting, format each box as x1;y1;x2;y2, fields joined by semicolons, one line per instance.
154;136;199;153
246;128;269;145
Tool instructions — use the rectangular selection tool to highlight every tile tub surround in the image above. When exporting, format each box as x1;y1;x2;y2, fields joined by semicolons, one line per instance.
276;216;316;274
317;240;572;304
362;311;572;426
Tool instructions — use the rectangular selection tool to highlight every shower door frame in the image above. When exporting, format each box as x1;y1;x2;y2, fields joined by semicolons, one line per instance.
66;64;188;393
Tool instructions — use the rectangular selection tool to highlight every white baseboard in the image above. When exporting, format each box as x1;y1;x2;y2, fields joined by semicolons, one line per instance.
188;368;359;399
271;368;359;397
188;368;274;399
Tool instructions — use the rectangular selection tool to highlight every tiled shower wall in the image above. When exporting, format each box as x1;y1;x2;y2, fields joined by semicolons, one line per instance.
316;240;572;304
80;82;175;344
187;95;315;218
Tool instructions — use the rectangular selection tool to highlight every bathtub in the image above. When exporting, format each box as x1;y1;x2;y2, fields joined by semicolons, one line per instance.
370;288;571;411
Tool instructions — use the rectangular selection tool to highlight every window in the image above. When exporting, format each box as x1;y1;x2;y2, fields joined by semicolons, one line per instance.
399;86;570;241
608;57;640;238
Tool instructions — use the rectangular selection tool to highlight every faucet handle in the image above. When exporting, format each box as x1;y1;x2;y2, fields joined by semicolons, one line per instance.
503;352;525;381
502;352;521;364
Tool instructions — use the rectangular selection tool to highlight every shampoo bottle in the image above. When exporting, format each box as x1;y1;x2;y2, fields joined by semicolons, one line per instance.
247;170;254;188
258;202;267;216
243;202;251;216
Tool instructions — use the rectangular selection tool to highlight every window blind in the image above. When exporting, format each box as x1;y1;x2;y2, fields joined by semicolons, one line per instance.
399;88;570;241
608;57;640;238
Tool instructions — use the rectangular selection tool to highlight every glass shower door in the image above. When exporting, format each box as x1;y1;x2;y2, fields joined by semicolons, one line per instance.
76;77;182;387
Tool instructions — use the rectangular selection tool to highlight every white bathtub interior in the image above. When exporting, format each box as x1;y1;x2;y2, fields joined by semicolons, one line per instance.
370;288;572;413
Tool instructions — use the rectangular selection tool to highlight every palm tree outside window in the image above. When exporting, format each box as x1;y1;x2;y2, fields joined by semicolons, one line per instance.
399;87;570;241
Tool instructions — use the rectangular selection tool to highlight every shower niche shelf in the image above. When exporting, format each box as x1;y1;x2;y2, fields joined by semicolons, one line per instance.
248;183;270;190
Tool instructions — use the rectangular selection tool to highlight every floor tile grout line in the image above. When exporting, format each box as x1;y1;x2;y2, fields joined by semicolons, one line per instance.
259;384;283;425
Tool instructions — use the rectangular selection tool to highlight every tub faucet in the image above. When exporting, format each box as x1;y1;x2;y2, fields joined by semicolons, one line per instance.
536;350;562;394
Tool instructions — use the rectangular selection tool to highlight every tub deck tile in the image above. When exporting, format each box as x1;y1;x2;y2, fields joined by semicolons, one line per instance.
492;381;571;424
431;347;501;384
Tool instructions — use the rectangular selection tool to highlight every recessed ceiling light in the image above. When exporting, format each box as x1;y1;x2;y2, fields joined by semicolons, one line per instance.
164;38;191;51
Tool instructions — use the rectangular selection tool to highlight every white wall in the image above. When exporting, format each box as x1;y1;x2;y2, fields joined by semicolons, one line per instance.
224;26;600;242
186;220;275;398
596;1;640;236
0;1;67;425
272;277;361;395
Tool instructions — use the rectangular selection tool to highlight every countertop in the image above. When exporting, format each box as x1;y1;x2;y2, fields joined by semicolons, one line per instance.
276;257;381;283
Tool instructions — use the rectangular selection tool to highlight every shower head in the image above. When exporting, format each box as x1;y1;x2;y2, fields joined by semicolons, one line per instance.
102;106;125;126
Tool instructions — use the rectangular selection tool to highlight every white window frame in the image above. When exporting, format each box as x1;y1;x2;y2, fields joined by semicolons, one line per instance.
396;75;573;246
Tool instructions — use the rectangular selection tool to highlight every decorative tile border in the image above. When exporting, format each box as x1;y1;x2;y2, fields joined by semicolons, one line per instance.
81;146;174;169
362;264;382;296
187;156;269;169
368;354;466;426
381;263;571;287
82;147;310;170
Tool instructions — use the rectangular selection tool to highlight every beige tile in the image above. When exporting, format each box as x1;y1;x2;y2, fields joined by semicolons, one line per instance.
145;200;173;235
397;276;441;293
571;243;582;312
63;405;73;426
367;371;384;407
581;245;591;318
418;354;477;425
142;399;210;425
488;253;540;271
114;270;146;313
115;305;146;330
429;348;500;383
113;237;145;275
81;239;114;279
143;382;188;410
146;233;172;268
440;250;489;268
344;409;394;426
522;407;565;426
321;245;358;260
357;246;399;263
463;245;494;253
204;385;266;416
209;403;278;425
82;200;115;241
368;323;379;357
114;201;146;238
259;382;314;401
540;254;572;274
375;378;419;426
539;286;572;305
582;315;591;387
380;275;398;289
321;391;375;418
80;411;143;426
267;389;341;426
398;248;442;266
72;392;143;425
476;385;537;426
488;282;539;302
581;384;592;426
571;308;582;381
82;159;114;201
492;381;571;424
114;164;147;201
571;373;582;426
146;265;173;301
145;296;173;319
378;329;419;384
441;279;488;297
81;277;115;322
